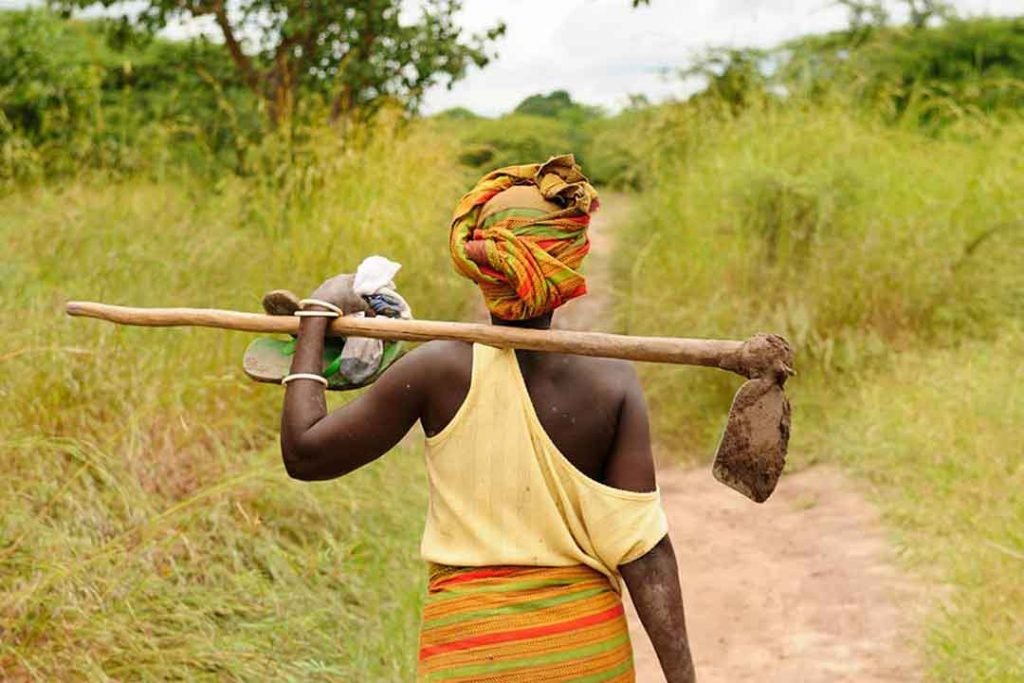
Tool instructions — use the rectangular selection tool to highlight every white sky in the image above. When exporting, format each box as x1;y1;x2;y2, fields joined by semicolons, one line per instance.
3;0;1020;116
419;0;1023;115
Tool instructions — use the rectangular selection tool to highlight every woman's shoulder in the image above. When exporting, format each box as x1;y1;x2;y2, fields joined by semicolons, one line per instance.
399;340;473;384
411;339;473;362
562;354;640;394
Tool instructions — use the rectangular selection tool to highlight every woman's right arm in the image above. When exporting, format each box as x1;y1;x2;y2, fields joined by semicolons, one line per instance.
608;366;696;682
620;537;696;683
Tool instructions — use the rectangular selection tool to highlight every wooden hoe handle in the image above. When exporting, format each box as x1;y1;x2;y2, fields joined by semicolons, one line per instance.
67;300;796;502
66;301;763;376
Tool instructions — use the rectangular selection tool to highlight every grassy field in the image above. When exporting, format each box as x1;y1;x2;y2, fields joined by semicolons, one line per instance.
613;102;1024;681
826;330;1023;680
0;122;471;680
3;96;1023;681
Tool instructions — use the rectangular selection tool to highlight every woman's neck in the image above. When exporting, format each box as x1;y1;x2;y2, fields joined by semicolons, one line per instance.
490;313;553;330
490;313;555;368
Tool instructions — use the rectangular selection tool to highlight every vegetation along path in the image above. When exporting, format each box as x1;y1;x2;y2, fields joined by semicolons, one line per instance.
556;194;926;682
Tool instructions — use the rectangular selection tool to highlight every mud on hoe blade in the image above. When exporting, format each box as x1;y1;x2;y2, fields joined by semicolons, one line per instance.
65;300;795;502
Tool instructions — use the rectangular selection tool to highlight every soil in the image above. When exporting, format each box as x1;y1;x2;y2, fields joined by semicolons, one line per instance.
625;466;925;682
561;194;926;682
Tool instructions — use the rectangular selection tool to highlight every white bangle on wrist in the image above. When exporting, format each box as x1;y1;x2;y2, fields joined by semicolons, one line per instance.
282;373;329;387
294;310;339;318
298;298;344;316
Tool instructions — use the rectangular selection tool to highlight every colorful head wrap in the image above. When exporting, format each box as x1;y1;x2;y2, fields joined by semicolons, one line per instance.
449;155;600;321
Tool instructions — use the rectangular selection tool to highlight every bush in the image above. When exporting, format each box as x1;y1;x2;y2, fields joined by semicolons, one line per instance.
581;107;660;189
0;8;260;185
439;113;576;173
783;16;1024;126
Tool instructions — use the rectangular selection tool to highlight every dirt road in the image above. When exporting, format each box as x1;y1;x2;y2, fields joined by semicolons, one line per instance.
555;194;925;682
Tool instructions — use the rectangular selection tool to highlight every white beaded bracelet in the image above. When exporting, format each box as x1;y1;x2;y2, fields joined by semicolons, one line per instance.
298;298;345;316
281;373;329;387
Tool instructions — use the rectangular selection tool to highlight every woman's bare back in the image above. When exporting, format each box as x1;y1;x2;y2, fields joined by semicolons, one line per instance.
416;340;653;490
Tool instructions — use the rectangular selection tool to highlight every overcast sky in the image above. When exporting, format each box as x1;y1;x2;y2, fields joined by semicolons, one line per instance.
419;0;1023;116
3;0;1019;116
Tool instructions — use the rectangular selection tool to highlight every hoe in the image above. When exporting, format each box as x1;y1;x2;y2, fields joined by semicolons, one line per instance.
66;301;794;503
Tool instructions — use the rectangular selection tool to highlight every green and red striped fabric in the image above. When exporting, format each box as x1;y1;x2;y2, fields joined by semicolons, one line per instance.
448;154;600;321
417;564;634;682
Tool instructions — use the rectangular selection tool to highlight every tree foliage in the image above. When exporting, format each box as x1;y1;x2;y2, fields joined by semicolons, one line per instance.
790;14;1024;121
683;49;769;116
835;0;953;30
902;0;955;29
834;0;890;38
53;0;505;124
0;10;101;142
512;90;602;120
685;12;1024;125
1;9;258;179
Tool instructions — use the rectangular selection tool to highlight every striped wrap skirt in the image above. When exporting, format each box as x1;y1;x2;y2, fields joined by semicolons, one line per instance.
417;564;635;682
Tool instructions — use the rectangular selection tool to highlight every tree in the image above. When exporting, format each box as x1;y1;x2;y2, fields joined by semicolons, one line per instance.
834;0;889;32
0;10;101;143
436;106;480;120
53;0;505;125
903;0;954;29
512;90;600;120
780;15;1024;125
835;0;954;33
685;49;769;116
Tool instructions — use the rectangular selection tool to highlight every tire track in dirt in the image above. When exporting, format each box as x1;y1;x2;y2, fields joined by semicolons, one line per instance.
558;193;926;682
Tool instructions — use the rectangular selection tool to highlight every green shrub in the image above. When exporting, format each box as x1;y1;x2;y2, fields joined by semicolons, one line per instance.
581;109;657;189
0;8;260;185
783;16;1024;126
439;113;576;172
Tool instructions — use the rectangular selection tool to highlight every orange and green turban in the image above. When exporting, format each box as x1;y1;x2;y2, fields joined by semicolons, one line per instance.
449;155;600;321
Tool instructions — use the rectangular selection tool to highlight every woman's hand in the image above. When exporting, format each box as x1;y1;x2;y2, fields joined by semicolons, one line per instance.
309;273;369;315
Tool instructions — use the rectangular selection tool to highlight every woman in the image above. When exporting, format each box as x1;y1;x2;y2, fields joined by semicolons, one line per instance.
279;156;696;682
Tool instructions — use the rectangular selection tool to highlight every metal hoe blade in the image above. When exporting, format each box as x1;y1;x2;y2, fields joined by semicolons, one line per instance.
713;377;791;503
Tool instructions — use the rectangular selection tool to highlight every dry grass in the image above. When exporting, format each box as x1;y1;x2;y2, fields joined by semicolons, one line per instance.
0;120;472;680
825;329;1024;681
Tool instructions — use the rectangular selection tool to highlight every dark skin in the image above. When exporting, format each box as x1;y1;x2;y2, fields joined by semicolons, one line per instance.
282;287;696;682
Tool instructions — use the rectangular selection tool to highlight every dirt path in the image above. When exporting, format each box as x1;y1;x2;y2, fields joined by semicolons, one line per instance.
559;194;925;682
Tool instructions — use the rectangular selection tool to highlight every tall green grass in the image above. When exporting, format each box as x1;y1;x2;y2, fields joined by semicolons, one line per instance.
615;103;1023;451
825;329;1023;681
614;101;1024;680
1;121;469;679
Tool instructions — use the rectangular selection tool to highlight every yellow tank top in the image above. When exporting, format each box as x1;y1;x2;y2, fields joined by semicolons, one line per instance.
420;344;669;590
